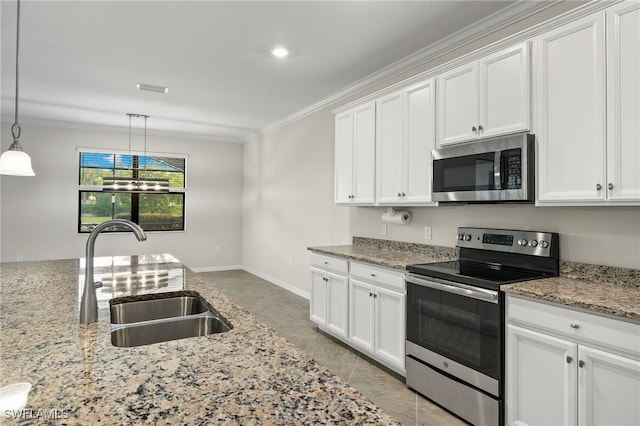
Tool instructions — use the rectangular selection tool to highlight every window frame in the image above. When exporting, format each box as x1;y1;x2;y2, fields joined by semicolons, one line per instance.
77;147;188;234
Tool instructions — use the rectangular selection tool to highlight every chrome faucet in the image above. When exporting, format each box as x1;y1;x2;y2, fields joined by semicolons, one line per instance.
79;219;147;324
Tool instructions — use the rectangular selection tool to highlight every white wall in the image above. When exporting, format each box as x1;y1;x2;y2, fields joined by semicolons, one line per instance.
0;123;243;269
242;110;350;297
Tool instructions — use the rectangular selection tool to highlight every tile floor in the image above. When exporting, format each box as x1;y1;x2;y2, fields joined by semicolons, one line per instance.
198;270;467;426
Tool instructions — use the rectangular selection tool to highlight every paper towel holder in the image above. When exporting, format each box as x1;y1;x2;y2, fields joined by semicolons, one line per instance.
381;207;411;225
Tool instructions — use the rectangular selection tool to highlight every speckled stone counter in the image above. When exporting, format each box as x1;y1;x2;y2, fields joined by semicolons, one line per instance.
309;237;639;323
503;277;640;322
0;254;398;424
308;237;457;270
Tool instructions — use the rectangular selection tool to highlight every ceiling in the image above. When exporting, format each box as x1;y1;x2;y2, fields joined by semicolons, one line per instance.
1;1;553;143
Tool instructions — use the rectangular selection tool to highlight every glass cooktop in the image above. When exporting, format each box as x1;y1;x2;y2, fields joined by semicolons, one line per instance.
406;260;553;291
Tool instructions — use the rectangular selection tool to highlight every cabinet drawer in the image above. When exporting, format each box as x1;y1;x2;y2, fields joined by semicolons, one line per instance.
350;262;405;291
507;295;640;357
310;253;348;275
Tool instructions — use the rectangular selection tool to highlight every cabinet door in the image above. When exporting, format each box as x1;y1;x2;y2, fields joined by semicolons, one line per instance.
375;91;404;204
334;110;355;203
349;278;375;352
325;272;348;338
310;268;327;326
578;346;640;426
479;42;530;139
506;324;578;426
536;12;606;203
437;61;479;146
352;102;376;204
606;2;640;203
374;286;405;370
404;79;436;204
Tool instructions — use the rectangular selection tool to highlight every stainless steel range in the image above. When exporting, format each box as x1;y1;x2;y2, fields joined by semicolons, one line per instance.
405;227;559;425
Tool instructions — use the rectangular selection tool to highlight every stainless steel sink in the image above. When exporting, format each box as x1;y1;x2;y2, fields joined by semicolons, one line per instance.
110;294;210;324
111;313;231;347
109;291;232;347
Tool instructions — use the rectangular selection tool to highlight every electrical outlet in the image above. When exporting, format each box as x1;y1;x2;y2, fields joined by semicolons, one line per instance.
381;223;387;235
16;255;23;262
424;226;432;240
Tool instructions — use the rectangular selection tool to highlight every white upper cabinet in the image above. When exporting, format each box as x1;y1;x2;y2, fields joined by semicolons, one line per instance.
536;2;639;205
376;79;436;205
606;1;640;203
334;101;376;205
437;42;531;146
535;12;606;204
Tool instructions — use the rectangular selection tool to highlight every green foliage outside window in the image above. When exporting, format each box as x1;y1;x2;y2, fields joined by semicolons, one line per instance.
78;152;186;233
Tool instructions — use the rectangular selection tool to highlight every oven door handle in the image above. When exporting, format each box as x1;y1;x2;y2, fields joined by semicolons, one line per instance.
406;273;499;304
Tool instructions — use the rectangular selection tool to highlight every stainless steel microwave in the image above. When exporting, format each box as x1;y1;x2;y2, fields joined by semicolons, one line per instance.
432;133;535;203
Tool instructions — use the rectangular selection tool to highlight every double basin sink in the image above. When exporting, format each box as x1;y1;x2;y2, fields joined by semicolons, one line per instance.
109;291;231;347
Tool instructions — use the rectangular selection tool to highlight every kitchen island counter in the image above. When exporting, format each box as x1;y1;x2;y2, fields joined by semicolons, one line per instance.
0;254;398;424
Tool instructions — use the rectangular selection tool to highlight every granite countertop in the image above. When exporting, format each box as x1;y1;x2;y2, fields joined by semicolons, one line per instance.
309;237;640;323
0;254;398;424
308;237;457;270
502;274;640;322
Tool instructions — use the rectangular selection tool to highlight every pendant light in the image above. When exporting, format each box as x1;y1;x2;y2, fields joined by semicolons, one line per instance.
0;0;35;176
102;114;169;193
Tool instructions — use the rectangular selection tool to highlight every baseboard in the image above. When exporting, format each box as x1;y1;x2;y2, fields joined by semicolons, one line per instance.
241;266;311;301
189;265;244;273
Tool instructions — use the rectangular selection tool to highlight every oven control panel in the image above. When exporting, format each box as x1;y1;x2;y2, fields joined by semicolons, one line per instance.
456;227;558;257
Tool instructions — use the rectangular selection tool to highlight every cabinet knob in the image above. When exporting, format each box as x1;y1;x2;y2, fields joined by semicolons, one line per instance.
478;125;484;131
578;360;585;368
472;126;477;132
596;184;602;190
608;183;614;190
397;192;402;197
370;273;376;277
402;192;406;197
570;323;580;329
566;356;573;364
369;292;374;297
373;293;378;298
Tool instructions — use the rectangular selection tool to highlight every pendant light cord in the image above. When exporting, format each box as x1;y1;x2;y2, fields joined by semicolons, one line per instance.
11;0;23;149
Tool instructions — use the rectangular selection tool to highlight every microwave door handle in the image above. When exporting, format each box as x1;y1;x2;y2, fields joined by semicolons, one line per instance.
494;151;502;190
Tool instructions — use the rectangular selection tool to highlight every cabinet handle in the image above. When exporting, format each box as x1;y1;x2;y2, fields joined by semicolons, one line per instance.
472;126;477;132
397;192;402;197
373;293;378;298
324;261;328;265
578;360;585;368
370;273;376;277
401;192;406;197
478;125;484;131
566;356;573;364
608;183;614;190
596;184;602;190
570;323;580;329
369;292;374;297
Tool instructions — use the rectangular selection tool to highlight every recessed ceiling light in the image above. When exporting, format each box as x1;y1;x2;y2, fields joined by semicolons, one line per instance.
137;83;169;94
271;47;289;58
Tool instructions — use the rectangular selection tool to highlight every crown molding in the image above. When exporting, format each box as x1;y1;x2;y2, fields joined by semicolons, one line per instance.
256;0;563;139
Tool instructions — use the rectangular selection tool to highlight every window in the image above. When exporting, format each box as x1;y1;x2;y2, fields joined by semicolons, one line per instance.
78;151;186;233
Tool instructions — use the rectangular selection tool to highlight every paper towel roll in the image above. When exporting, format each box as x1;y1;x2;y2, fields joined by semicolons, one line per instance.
381;208;411;225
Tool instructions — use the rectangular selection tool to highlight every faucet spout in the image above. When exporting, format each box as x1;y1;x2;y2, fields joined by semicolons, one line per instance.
79;219;147;324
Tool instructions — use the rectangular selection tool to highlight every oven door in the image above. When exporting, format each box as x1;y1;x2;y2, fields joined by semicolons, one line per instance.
405;273;503;397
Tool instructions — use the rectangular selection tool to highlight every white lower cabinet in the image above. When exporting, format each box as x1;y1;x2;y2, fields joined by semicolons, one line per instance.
506;294;640;426
349;262;405;374
310;254;349;338
309;253;406;375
